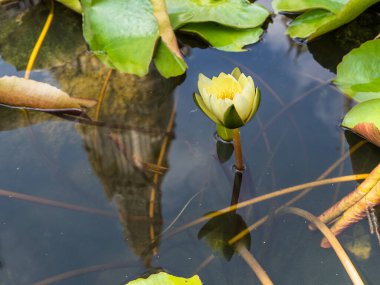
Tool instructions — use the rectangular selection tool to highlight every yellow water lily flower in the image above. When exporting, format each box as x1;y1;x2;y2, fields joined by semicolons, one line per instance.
194;67;260;129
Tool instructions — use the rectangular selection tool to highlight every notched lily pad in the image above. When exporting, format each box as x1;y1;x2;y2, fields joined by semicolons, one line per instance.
335;39;380;102
126;272;202;285
0;76;96;112
342;99;380;147
274;0;380;40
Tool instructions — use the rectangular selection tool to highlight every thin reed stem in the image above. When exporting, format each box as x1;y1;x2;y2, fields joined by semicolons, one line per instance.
238;246;274;285
24;0;54;79
279;207;364;285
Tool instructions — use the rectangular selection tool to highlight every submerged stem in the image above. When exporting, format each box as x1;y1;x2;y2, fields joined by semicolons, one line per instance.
24;0;54;79
233;128;244;171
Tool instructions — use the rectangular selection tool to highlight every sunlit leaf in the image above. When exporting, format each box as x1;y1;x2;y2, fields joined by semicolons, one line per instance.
335;39;380;102
180;23;263;52
0;76;96;111
342;99;380;147
55;0;82;13
166;0;270;29
274;0;380;40
126;272;202;285
273;0;346;14
82;0;160;77
154;40;187;78
81;0;269;77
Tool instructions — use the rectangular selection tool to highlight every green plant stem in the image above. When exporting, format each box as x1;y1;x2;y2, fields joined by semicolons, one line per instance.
233;128;244;171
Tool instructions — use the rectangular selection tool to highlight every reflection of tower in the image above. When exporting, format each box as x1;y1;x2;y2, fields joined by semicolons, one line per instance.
0;2;183;266
52;52;181;266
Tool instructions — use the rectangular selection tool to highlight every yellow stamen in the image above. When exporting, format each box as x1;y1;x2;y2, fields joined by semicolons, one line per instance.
206;74;242;100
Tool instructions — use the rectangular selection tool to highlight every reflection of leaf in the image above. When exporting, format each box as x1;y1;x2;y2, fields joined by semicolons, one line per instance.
335;39;380;102
198;212;251;261
342;99;380;148
308;8;380;73
0;76;96;111
180;23;264;52
216;141;234;163
274;0;380;40
126;272;202;285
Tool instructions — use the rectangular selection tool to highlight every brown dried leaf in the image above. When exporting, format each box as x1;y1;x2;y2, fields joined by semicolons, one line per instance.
0;76;96;111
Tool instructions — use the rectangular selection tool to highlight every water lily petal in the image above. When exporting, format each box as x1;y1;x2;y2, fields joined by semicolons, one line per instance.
231;67;242;80
238;73;249;89
241;76;255;107
198;73;211;98
193;93;221;124
245;87;261;123
233;92;250;120
210;96;233;122
223;104;244;129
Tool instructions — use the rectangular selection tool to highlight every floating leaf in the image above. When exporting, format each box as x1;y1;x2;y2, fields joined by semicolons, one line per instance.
126;272;202;285
342;99;380;147
335;39;380;102
274;0;380;40
55;0;82;13
82;0;269;77
82;0;161;77
273;0;346;14
166;0;269;30
0;76;96;111
180;23;263;52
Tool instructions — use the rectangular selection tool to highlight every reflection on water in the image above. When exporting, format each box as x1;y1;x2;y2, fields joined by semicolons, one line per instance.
1;1;380;285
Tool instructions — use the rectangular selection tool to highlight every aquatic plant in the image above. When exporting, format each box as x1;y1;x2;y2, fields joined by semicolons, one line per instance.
194;68;260;170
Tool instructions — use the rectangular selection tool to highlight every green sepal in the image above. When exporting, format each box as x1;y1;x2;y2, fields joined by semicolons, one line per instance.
245;87;261;123
216;124;233;142
223;104;244;129
231;67;242;80
193;93;221;124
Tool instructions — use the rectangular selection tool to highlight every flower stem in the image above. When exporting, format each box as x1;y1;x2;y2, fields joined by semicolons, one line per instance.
233;129;244;171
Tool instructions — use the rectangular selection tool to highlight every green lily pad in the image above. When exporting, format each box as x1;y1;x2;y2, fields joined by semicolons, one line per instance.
334;39;380;102
56;0;82;13
273;0;347;14
126;272;202;285
180;23;264;52
342;99;380;147
166;0;270;29
154;40;187;78
274;0;380;40
82;0;160;77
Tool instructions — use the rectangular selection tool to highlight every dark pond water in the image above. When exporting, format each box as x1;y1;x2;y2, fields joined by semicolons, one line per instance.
0;1;380;284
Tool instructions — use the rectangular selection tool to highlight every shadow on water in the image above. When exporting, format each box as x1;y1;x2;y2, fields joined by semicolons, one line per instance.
0;1;380;285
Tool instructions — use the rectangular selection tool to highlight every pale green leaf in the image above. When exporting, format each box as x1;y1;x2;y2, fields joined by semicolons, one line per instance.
154;40;187;78
273;0;347;14
275;0;380;40
166;0;270;29
335;39;380;102
180;23;264;52
126;272;202;285
55;0;82;13
342;99;380;147
82;0;159;76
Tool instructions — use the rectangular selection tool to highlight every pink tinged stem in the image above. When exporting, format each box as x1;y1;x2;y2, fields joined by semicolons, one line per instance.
310;163;380;231
321;180;380;248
